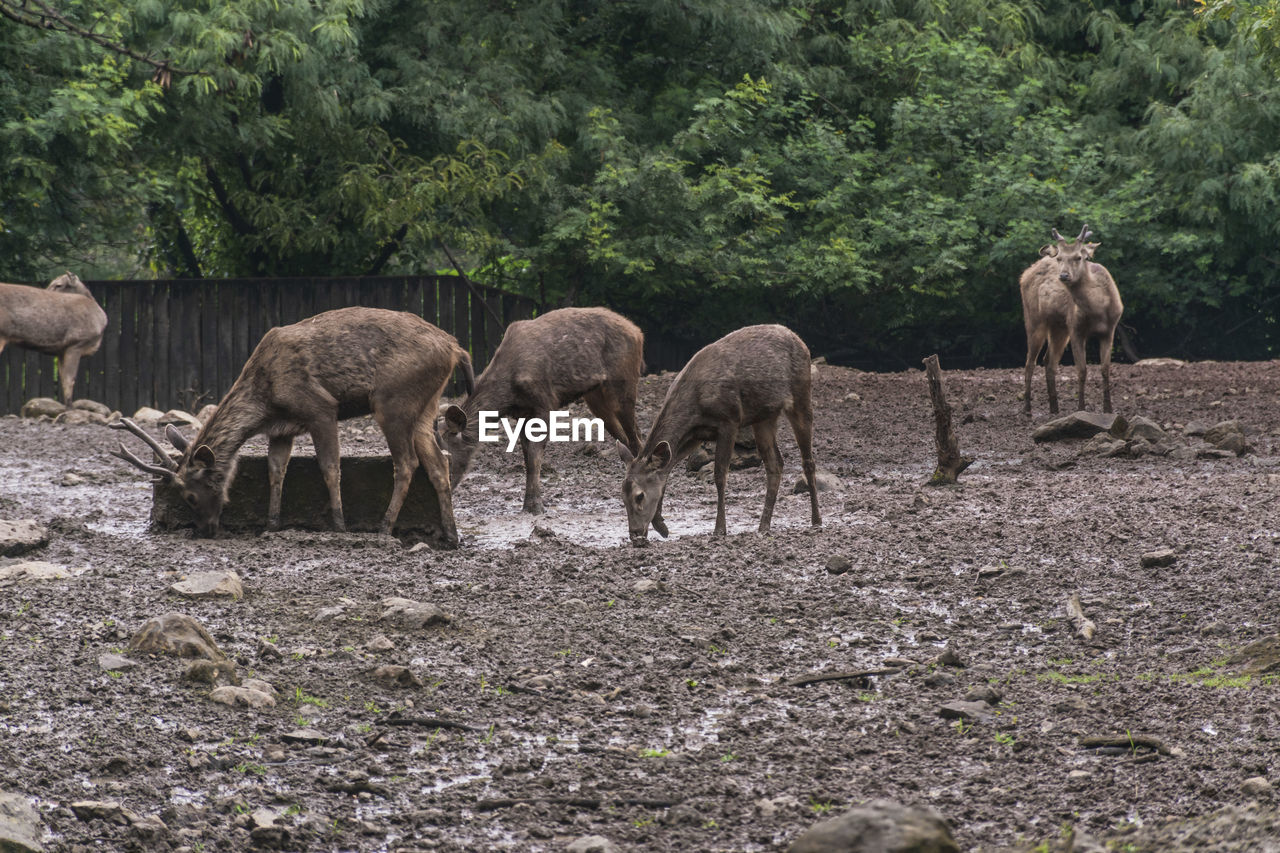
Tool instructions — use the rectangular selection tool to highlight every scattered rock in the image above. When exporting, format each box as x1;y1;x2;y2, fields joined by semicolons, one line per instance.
1242;777;1273;798
195;404;219;425
932;645;964;668
1183;419;1211;437
1203;420;1248;455
1225;635;1280;675
54;409;108;426
1134;357;1186;367
128;613;226;661
170;570;244;601
788;799;960;853
242;678;277;699
370;665;423;687
1140;548;1178;569
209;685;276;709
0;561;86;583
0;518;48;557
70;399;112;417
97;653;140;673
566;836;621;853
183;659;238;686
365;634;395;652
1125;415;1167;443
0;791;45;853
685;446;712;472
1033;411;1127;442
633;579;667;594
825;555;852;576
60;472;86;486
281;729;329;745
938;700;995;724
963;685;1003;705
256;638;284;660
130;406;165;424
20;398;65;419
843;391;862;403
794;469;841;494
158;409;202;429
379;597;451;629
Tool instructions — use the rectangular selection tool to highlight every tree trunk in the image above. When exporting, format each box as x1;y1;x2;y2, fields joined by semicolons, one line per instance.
923;354;973;485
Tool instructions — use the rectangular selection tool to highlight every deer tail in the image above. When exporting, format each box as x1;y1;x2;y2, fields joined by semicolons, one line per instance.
458;349;476;396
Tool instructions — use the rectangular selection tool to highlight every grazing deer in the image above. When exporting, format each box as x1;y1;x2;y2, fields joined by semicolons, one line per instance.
0;272;107;402
439;306;644;514
1020;224;1124;414
616;324;821;547
112;307;473;543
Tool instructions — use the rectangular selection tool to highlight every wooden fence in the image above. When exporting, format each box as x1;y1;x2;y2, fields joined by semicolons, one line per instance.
0;275;536;415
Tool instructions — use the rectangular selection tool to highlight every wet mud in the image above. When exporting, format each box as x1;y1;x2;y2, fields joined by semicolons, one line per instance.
1;359;1278;851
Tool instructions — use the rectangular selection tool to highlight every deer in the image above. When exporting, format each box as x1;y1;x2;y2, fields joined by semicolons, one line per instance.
0;272;107;403
616;324;821;547
439;306;644;514
111;307;473;544
1020;223;1124;415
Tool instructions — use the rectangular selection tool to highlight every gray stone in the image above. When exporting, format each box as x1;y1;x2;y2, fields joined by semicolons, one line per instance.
242;678;277;698
685;446;712;472
787;799;960;853
1033;412;1127;442
963;685;1003;705
195;404;219;426
209;686;276;709
937;700;994;724
20;398;65;419
566;836;621;853
633;579;666;594
170;570;244;601
69;399;112;416
365;634;395;652
1226;635;1280;675
130;406;165;424
379;597;451;629
1140;548;1178;569
0;561;86;583
825;555;852;576
0;791;45;853
128;613;226;661
98;653;139;672
183;659;238;686
370;665;422;687
54;409;107;426
1242;776;1273;798
1203;420;1248;455
794;469;841;494
0;520;48;557
1125;416;1167;443
1183;419;1211;437
159;409;202;429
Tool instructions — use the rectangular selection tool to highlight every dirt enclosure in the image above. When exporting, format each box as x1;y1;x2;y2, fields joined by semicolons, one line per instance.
1;359;1279;852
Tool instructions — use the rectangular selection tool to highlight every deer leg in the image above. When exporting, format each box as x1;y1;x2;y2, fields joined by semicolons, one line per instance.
582;387;631;450
1070;333;1088;411
1100;328;1117;414
787;401;822;529
414;422;459;547
377;421;419;537
266;435;294;530
310;422;346;532
521;410;549;514
618;384;643;455
752;418;783;534
1023;326;1047;415
712;425;735;537
1045;328;1069;415
58;348;82;403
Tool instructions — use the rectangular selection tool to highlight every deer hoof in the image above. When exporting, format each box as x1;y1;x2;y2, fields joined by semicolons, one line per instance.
523;499;544;515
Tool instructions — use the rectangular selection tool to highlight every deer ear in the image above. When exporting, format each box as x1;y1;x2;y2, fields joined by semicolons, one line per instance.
1039;244;1058;258
444;405;467;433
165;424;191;453
191;444;216;468
1085;242;1100;257
616;440;635;467
651;441;673;469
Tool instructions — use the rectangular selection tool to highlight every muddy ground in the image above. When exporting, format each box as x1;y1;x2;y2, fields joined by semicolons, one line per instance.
1;358;1278;852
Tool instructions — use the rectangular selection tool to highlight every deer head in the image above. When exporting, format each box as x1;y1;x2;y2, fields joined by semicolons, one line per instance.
617;440;673;547
109;418;228;537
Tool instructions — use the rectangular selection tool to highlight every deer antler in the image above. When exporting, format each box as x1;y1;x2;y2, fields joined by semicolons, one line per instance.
108;418;178;472
110;442;178;480
1050;228;1065;242
1077;223;1092;242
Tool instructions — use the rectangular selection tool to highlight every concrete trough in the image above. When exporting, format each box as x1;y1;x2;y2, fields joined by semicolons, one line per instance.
150;455;452;546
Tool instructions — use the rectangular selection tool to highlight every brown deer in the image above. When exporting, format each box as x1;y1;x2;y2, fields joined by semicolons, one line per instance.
439;306;644;514
616;324;821;547
0;272;107;402
111;307;473;544
1020;224;1124;415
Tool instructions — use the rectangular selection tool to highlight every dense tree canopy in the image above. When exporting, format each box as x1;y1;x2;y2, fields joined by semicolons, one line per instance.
2;0;1278;364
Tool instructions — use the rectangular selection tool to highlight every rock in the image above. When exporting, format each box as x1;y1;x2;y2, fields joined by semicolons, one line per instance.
0;520;49;557
313;605;345;622
20;398;65;419
54;409;108;426
729;451;762;470
1225;635;1280;675
183;659;238;686
60;473;86;486
0;561;86;583
685;446;712;472
128;613;226;661
0;791;45;853
1241;776;1273;797
159;409;202;429
1133;357;1185;367
937;700;995;724
794;469;841;494
1080;434;1126;457
788;799;960;853
97;653;139;672
256;638;284;660
242;678;277;698
130;406;165;424
365;634;395;652
1032;412;1127;442
1140;548;1178;569
1203;420;1248;455
633;579;666;594
843;391;862;403
69;399;112;417
1183;419;1211;437
170;570;244;601
825;555;852;576
195;404;219;425
379;597;451;629
963;685;1003;705
281;729;329;745
1125;416;1167;443
209;685;276;709
566;836;621;853
69;801;131;825
370;665;423;687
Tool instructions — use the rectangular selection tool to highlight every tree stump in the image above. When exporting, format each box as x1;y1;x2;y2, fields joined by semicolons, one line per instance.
923;354;973;485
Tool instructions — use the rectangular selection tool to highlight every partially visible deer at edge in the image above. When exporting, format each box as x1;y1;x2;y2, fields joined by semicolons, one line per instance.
439;306;644;514
111;307;473;545
1020;224;1124;415
0;272;107;403
617;324;821;547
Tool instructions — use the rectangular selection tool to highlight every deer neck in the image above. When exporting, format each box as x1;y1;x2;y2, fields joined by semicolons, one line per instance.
190;385;267;464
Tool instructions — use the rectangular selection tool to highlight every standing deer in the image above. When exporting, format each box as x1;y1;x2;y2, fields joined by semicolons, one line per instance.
439;306;644;514
616;324;821;547
111;307;473;544
1020;224;1124;414
0;272;107;402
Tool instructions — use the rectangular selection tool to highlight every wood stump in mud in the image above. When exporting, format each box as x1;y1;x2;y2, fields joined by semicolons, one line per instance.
922;354;973;485
150;455;451;545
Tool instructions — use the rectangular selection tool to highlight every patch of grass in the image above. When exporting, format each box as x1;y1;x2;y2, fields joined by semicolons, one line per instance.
720;752;737;762
639;747;670;758
292;687;330;708
809;798;834;814
1037;671;1111;685
993;732;1016;747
